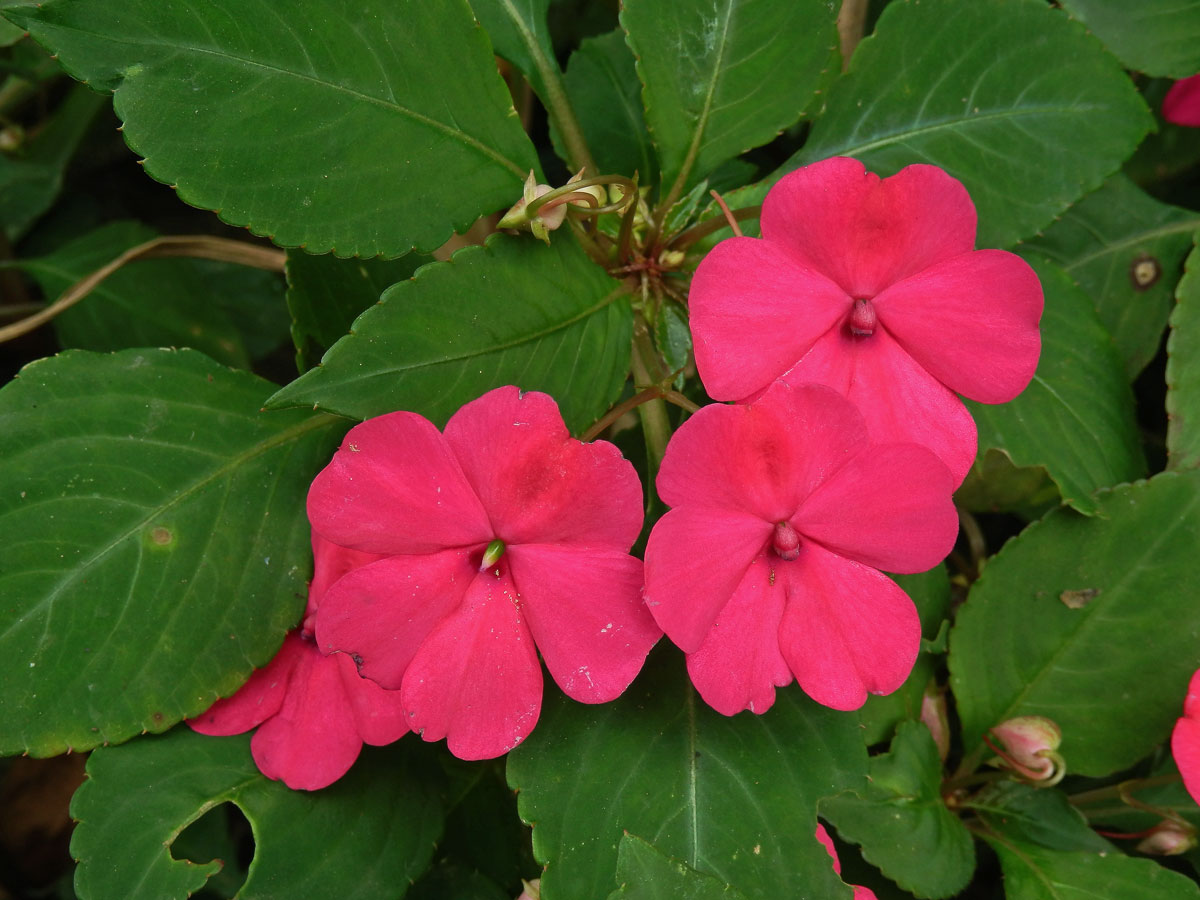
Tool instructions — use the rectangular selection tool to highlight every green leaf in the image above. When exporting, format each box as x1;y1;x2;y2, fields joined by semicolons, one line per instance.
6;0;537;257
555;29;657;181
17;221;251;368
507;649;865;900
268;233;632;435
949;470;1200;777
967;256;1145;517
0;84;106;239
982;831;1200;900
792;0;1152;249
622;0;837;201
1057;0;1200;79
471;0;555;100
969;782;1112;854
1026;175;1200;379
196;259;292;362
70;729;443;900
607;834;750;900
286;250;428;373
821;722;975;899
0;349;344;756
1167;232;1200;471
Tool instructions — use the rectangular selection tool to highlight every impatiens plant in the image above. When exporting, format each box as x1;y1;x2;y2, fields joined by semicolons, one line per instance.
4;1;1200;899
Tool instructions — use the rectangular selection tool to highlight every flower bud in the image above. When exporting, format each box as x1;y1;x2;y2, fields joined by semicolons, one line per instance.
498;171;568;242
1136;820;1196;856
516;879;541;900
920;684;950;761
988;715;1064;783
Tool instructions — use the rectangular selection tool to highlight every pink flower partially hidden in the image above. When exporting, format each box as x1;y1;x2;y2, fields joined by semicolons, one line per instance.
188;535;405;791
689;156;1043;484
816;824;878;899
643;382;958;714
1165;75;1200;128
1172;668;1200;804
310;386;661;760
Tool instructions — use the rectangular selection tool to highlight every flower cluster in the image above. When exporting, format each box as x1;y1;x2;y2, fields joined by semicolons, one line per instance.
191;156;1041;789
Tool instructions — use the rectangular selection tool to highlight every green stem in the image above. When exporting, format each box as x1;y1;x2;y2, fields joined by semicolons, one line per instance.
631;312;672;476
500;0;596;175
1068;773;1182;808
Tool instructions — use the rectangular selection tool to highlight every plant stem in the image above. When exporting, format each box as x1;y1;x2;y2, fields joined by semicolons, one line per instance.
1068;773;1182;807
837;0;869;70
630;312;672;477
500;0;596;175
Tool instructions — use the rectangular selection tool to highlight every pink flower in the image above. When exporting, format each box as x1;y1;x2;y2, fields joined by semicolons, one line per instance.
1172;668;1200;804
309;386;661;760
643;382;958;714
188;535;406;791
816;824;878;899
1165;75;1200;127
689;156;1043;484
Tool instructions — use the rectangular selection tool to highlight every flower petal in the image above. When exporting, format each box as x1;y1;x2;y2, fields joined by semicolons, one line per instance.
689;237;848;401
796;443;958;573
187;632;303;735
779;544;920;711
762;157;977;298
306;533;387;627
876;249;1043;403
307;411;491;555
782;327;978;484
1173;668;1200;805
643;506;772;653
315;550;473;689
1165;75;1200;128
336;654;411;747
507;544;660;703
402;569;543;760
656;382;869;518
685;555;791;716
249;642;363;790
443;386;642;549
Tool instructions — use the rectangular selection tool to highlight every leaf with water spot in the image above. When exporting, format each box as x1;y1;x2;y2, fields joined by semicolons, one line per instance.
0;349;344;756
949;469;1200;777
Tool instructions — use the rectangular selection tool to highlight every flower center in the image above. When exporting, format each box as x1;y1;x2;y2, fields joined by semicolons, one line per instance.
849;298;876;336
480;538;506;571
772;521;800;560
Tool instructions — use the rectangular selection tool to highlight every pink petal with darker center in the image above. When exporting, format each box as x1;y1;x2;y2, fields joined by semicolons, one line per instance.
778;543;921;711
315;550;474;690
796;443;958;574
507;544;659;703
643;506;772;653
307;411;491;556
442;386;642;549
249;640;363;790
782;326;978;484
402;568;543;760
761;158;976;298
188;631;303;736
685;555;791;716
655;382;868;519
876;249;1043;403
690;237;848;401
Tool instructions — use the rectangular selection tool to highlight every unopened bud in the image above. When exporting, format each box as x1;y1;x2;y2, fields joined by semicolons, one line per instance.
516;879;541;900
988;716;1064;784
658;248;686;269
772;521;800;561
1136;820;1196;856
849;298;876;336
481;538;506;570
497;171;568;242
920;685;950;761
